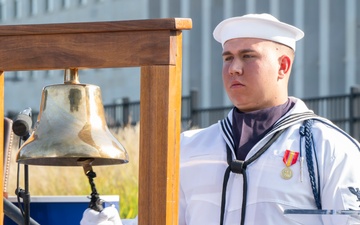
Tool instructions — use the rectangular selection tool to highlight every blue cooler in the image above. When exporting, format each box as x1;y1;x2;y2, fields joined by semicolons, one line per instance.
4;195;119;225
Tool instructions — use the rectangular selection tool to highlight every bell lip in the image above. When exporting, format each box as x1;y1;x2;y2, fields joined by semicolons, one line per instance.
16;157;129;166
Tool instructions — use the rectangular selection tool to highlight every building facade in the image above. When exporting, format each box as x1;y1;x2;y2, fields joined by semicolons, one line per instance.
2;0;360;115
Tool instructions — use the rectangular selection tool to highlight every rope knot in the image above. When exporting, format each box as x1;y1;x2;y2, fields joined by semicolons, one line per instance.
230;160;245;174
299;125;305;136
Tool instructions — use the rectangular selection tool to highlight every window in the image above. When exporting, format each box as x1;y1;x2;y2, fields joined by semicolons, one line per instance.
0;1;6;21
46;0;54;12
62;0;70;9
79;0;87;6
14;0;21;19
30;0;38;16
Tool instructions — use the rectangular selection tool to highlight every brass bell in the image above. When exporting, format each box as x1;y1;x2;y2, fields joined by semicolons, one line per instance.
16;69;129;166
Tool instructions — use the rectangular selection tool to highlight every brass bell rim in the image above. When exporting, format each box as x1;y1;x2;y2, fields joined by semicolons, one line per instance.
17;157;129;167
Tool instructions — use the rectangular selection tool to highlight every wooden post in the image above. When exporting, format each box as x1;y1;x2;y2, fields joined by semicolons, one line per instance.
0;18;192;225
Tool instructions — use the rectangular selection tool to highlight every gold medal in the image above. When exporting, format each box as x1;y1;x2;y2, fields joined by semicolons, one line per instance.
281;167;293;179
281;150;299;180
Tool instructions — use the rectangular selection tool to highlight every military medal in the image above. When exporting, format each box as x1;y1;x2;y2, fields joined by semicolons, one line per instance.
281;167;293;179
281;150;299;180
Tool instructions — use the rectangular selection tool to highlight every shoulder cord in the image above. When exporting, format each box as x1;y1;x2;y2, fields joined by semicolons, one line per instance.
300;119;322;209
299;118;360;209
220;129;287;225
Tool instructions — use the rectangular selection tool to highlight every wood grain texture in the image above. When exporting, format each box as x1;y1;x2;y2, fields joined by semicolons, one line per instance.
0;18;192;36
0;18;192;71
0;30;174;71
138;31;182;224
139;63;182;224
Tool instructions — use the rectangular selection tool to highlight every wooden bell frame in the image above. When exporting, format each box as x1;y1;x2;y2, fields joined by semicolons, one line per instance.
0;18;192;225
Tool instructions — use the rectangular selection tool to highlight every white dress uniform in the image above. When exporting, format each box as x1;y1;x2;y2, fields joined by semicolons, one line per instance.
81;14;360;225
179;97;360;225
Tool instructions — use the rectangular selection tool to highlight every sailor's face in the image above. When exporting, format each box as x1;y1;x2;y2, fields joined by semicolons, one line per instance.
222;38;285;112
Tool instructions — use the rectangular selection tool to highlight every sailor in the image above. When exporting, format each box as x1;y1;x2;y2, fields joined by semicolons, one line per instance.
81;13;360;225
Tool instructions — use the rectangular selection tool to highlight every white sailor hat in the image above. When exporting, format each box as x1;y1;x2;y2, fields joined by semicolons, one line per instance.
213;13;304;51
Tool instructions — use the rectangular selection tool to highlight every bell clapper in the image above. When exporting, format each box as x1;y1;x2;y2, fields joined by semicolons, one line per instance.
78;158;104;212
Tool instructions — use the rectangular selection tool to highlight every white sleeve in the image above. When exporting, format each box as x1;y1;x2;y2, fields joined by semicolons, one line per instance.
319;131;360;225
178;182;186;225
121;217;138;225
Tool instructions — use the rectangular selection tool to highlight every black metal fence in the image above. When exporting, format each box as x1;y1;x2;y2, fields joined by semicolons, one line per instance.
8;87;360;141
103;87;360;141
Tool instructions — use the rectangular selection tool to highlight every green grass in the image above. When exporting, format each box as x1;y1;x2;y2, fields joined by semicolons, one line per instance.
7;124;140;219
